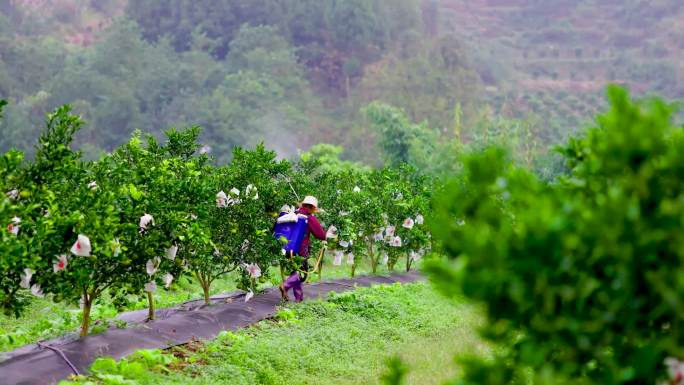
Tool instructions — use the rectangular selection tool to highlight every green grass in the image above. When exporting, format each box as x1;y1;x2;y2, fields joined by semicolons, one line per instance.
0;255;407;353
60;282;486;385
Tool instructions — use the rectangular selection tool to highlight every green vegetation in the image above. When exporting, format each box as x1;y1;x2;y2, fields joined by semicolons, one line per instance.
58;283;486;385
427;86;684;384
3;2;684;384
0;272;237;353
440;0;684;147
4;81;683;384
0;101;435;337
0;0;444;164
3;0;683;168
3;0;609;170
0;258;394;353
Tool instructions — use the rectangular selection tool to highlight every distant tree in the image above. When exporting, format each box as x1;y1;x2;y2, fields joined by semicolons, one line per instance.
365;102;422;166
177;25;314;162
374;0;423;45
90;0;121;14
299;143;368;173
326;0;382;51
421;0;439;37
364;102;463;175
125;0;422;95
0;36;67;98
355;35;480;131
41;20;230;154
46;21;150;151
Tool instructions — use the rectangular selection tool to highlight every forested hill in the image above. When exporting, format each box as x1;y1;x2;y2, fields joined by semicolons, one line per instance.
2;0;445;162
1;0;682;169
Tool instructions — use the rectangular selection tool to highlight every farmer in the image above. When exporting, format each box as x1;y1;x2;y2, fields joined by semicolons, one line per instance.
279;195;326;302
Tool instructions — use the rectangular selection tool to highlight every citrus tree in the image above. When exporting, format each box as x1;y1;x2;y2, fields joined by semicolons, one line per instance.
309;169;366;277
374;166;431;272
15;106;131;336
226;145;290;292
0;148;36;316
105;129;207;319
0;99;56;317
200;145;288;302
347;172;385;276
396;169;432;272
296;160;433;276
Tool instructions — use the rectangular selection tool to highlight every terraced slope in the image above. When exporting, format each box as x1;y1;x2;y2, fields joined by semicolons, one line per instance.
440;0;684;134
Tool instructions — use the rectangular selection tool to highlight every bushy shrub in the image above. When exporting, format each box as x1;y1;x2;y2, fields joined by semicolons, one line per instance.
428;86;684;384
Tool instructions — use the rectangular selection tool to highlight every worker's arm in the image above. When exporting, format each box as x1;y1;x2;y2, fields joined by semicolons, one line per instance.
308;215;327;240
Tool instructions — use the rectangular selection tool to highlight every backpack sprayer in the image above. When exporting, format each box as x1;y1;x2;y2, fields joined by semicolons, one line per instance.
274;176;327;280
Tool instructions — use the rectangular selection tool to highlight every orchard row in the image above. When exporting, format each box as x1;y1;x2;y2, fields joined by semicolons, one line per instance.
0;106;434;336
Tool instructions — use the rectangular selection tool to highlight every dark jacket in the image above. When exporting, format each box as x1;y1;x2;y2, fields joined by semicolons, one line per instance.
296;206;326;257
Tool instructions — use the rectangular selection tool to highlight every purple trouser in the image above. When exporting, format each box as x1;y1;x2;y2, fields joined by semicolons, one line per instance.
282;272;304;302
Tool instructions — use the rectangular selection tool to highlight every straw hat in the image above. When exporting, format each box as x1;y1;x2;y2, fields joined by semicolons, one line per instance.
302;195;318;208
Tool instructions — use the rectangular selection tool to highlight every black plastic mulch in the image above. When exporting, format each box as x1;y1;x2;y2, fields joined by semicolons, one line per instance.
0;271;423;385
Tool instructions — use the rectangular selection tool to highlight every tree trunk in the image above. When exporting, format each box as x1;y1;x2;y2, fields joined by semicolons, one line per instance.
202;284;210;305
368;243;378;274
351;262;357;278
201;273;211;305
195;271;212;305
147;291;155;321
406;252;412;272
80;294;92;337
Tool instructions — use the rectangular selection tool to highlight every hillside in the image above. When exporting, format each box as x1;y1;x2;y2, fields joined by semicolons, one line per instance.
3;0;683;165
9;0;683;100
442;0;684;93
6;0;126;45
440;0;684;135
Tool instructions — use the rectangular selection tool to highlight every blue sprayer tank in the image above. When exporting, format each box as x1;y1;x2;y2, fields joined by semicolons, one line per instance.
274;211;308;256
